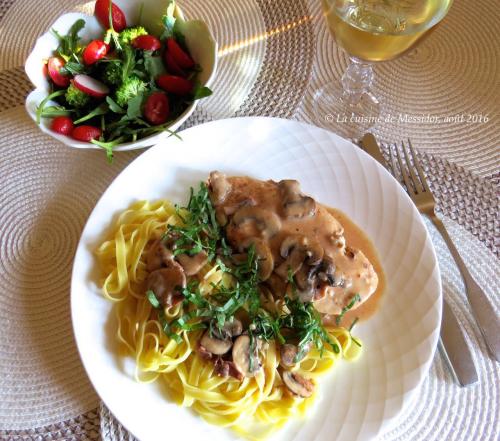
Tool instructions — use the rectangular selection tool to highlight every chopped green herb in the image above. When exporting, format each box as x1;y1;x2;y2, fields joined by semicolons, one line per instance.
144;183;343;361
146;290;161;309
336;293;361;326
348;317;359;332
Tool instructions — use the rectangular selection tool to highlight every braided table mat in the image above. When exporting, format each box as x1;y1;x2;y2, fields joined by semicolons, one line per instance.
0;0;498;440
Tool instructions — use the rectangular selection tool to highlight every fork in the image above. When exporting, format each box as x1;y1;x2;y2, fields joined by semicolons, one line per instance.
360;134;477;385
389;139;500;362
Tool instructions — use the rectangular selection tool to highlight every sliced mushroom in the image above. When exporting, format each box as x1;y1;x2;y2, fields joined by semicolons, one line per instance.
239;238;274;281
146;239;174;272
280;343;311;367
291;257;337;303
282;371;314;398
213;318;243;340
215;207;228;226
283;197;316;219
280;344;299;367
314;257;336;285
146;267;186;307
232;206;282;239
275;235;324;279
176;250;208;276
281;235;323;265
208;171;231;205
200;330;232;355
264;273;287;298
278;180;317;219
232;335;262;378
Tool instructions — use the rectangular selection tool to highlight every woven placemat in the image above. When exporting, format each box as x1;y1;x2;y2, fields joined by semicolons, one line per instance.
0;0;498;439
297;0;500;177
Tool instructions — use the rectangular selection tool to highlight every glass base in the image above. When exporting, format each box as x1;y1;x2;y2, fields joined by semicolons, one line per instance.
313;81;381;140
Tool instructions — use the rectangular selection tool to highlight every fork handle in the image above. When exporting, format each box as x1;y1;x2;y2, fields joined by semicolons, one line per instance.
430;214;500;361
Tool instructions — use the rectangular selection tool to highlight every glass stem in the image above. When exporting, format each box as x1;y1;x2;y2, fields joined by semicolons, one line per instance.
341;57;375;104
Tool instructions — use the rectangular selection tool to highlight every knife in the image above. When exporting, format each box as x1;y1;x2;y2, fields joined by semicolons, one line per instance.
360;133;478;387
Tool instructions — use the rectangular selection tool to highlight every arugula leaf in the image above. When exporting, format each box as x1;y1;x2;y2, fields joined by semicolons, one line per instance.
127;94;144;119
60;61;86;75
36;90;67;124
39;106;73;118
192;84;213;101
52;19;85;61
91;137;126;163
106;96;125;114
121;45;136;83
73;103;109;124
143;53;166;84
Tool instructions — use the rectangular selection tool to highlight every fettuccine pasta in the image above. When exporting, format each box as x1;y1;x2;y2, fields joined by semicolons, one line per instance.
96;198;362;440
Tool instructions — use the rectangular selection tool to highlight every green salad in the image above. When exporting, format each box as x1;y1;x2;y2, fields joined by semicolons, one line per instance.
37;0;212;161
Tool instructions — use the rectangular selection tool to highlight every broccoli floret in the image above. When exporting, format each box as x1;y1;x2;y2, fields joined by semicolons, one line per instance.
118;26;148;45
103;62;122;86
65;83;89;108
115;76;148;107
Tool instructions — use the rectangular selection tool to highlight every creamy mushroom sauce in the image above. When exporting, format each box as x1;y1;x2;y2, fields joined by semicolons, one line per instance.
209;172;384;325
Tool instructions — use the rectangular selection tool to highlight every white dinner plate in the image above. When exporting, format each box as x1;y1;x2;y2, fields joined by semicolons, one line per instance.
71;117;441;441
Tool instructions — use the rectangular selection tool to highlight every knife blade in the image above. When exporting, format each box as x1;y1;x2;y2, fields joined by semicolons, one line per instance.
359;133;478;387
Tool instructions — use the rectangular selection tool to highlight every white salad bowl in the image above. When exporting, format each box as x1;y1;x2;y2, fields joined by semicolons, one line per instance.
25;0;217;151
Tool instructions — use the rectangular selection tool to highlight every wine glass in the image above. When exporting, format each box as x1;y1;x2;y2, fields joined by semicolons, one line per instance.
314;0;454;138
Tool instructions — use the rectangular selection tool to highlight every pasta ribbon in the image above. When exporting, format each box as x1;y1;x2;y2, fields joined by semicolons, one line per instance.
97;199;362;439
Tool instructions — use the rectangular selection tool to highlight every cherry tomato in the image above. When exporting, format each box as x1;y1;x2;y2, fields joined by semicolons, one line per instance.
166;38;195;69
94;0;126;32
144;92;170;125
157;75;193;95
164;50;185;76
83;40;109;65
71;125;102;142
50;116;74;135
132;35;161;51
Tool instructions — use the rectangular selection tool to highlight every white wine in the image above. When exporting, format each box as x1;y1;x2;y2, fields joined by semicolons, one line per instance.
323;0;453;62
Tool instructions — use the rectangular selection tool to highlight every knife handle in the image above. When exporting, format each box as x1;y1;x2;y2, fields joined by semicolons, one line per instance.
440;299;478;386
431;214;500;362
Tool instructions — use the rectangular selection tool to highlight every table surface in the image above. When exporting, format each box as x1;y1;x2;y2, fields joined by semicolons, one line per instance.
0;0;498;440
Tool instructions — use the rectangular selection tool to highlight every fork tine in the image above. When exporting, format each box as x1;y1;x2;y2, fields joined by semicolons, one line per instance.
393;143;414;194
408;139;431;193
401;139;424;193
